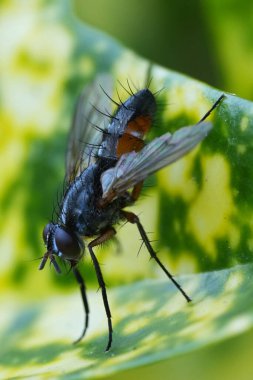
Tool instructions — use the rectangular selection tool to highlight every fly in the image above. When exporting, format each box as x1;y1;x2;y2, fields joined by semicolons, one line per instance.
39;74;225;351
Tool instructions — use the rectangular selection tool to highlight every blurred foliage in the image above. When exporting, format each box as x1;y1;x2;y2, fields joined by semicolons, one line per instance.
1;264;253;378
75;0;253;101
1;0;253;378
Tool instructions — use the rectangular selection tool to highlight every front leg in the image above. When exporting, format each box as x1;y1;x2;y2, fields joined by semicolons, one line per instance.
72;267;90;344
88;227;116;351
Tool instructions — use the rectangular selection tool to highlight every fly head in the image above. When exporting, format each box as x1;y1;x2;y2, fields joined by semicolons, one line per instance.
39;222;84;273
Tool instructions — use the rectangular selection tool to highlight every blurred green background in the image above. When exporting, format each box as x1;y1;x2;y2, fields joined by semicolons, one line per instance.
75;0;253;101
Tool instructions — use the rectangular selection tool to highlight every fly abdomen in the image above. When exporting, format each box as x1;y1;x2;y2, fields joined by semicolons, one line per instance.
98;88;156;160
116;114;153;155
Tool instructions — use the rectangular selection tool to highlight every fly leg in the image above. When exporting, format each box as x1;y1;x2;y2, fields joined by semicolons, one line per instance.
198;94;225;123
72;267;90;344
98;182;143;208
88;227;116;351
131;181;144;201
122;210;191;303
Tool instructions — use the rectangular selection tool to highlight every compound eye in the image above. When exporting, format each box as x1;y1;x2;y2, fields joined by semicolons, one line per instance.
55;227;82;260
43;223;51;244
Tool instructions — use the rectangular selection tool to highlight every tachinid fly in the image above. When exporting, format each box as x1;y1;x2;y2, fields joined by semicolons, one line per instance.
39;75;225;351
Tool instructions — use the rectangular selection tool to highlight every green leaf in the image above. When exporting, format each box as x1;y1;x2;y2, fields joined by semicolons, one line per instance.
1;0;253;289
1;264;253;379
2;1;253;378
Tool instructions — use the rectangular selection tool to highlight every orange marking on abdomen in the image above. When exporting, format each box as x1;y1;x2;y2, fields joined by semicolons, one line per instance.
116;115;152;156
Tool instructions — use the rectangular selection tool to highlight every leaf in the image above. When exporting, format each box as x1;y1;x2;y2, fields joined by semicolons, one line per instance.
1;2;253;377
1;264;253;379
1;0;253;289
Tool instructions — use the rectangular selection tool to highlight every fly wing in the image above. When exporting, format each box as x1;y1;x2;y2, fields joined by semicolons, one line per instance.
65;73;113;182
101;122;212;199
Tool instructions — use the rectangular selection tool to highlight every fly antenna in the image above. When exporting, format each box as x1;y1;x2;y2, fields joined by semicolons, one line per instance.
50;255;61;274
39;252;49;270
